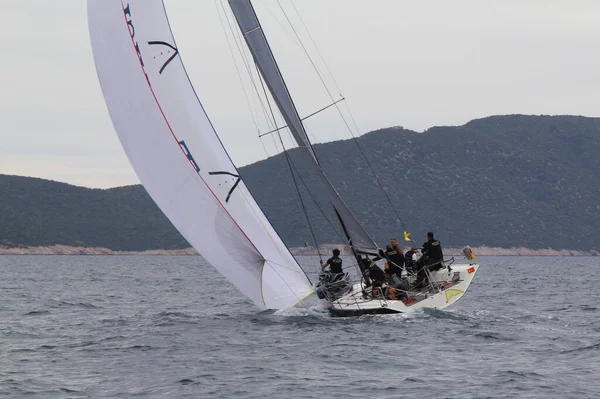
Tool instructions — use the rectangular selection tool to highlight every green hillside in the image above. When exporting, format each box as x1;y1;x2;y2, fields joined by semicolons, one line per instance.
1;115;598;251
0;176;187;251
243;114;600;250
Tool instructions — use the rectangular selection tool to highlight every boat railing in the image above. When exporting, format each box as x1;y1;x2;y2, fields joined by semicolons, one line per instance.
419;257;456;293
333;258;460;307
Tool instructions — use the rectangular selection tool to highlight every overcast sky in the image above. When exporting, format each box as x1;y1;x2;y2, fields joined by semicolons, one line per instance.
2;1;600;188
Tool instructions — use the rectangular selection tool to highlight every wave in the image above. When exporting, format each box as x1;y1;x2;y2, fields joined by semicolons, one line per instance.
55;301;100;309
498;370;544;381
24;310;50;316
560;342;600;354
473;331;514;341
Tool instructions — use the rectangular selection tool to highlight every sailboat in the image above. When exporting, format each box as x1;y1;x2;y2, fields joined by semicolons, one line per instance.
87;0;479;315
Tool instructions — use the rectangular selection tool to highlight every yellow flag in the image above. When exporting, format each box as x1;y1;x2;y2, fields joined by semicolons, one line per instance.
403;231;411;241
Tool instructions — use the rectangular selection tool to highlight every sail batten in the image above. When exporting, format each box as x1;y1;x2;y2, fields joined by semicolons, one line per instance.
88;0;312;310
228;0;379;253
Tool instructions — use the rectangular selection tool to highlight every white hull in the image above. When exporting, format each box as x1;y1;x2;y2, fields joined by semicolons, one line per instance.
328;262;479;316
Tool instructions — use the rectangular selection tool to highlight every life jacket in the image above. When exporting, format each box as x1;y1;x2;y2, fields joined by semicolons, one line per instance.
367;261;386;282
423;239;443;262
327;256;343;273
385;249;404;273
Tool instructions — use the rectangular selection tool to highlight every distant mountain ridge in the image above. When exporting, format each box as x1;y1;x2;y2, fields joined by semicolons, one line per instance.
1;114;599;251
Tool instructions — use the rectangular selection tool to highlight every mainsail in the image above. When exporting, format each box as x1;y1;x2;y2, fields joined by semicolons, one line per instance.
87;0;313;310
228;0;379;254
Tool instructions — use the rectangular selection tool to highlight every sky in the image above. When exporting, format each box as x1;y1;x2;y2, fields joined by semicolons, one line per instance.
2;0;600;188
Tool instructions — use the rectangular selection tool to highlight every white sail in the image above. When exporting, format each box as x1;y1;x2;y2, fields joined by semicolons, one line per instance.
228;0;379;254
87;0;313;310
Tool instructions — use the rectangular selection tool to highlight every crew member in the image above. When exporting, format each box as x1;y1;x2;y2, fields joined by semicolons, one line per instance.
415;232;444;287
404;246;419;271
384;244;404;276
321;248;343;274
390;237;401;251
422;231;443;270
363;258;387;298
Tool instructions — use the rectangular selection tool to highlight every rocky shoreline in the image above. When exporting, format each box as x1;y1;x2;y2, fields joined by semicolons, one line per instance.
0;244;597;256
0;245;198;256
289;244;598;257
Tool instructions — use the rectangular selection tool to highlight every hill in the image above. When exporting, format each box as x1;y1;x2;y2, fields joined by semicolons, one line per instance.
243;114;600;251
0;176;188;251
1;114;599;251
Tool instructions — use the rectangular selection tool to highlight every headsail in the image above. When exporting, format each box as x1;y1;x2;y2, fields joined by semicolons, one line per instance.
87;0;313;309
228;0;379;254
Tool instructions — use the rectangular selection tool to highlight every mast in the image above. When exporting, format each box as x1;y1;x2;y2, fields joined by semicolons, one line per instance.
228;0;379;254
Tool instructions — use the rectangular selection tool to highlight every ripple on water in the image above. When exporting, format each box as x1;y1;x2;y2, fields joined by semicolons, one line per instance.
24;310;50;316
1;255;599;398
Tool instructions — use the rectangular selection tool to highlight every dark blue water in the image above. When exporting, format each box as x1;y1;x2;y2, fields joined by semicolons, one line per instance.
1;255;599;398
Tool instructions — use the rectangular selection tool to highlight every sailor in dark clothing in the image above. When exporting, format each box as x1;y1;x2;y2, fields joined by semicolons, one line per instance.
384;244;404;276
383;248;409;301
422;232;443;270
415;232;444;287
404;246;419;272
366;259;386;283
321;248;343;274
358;257;386;296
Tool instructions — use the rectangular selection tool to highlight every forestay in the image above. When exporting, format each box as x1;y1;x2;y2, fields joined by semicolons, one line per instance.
228;0;379;254
87;0;313;309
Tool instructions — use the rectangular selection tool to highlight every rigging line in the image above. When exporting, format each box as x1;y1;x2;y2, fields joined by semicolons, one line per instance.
279;134;324;263
276;128;357;249
262;258;310;274
276;0;339;104
263;260;311;309
256;58;324;264
215;1;274;159
255;0;306;52
328;96;415;244
275;122;347;244
214;2;312;281
273;118;346;243
221;3;316;284
219;0;279;149
235;31;281;152
285;148;346;244
254;60;285;154
258;97;345;138
337;102;413;245
345;123;415;245
245;0;320;163
273;2;356;142
302;123;320;149
288;0;344;97
214;0;262;137
233;27;275;132
279;1;414;244
276;1;410;241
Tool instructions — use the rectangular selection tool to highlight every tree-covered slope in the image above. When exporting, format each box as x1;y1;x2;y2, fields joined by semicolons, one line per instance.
1;115;598;251
0;176;188;251
241;115;600;250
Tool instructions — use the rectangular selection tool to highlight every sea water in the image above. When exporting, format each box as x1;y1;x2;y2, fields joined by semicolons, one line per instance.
0;255;599;398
